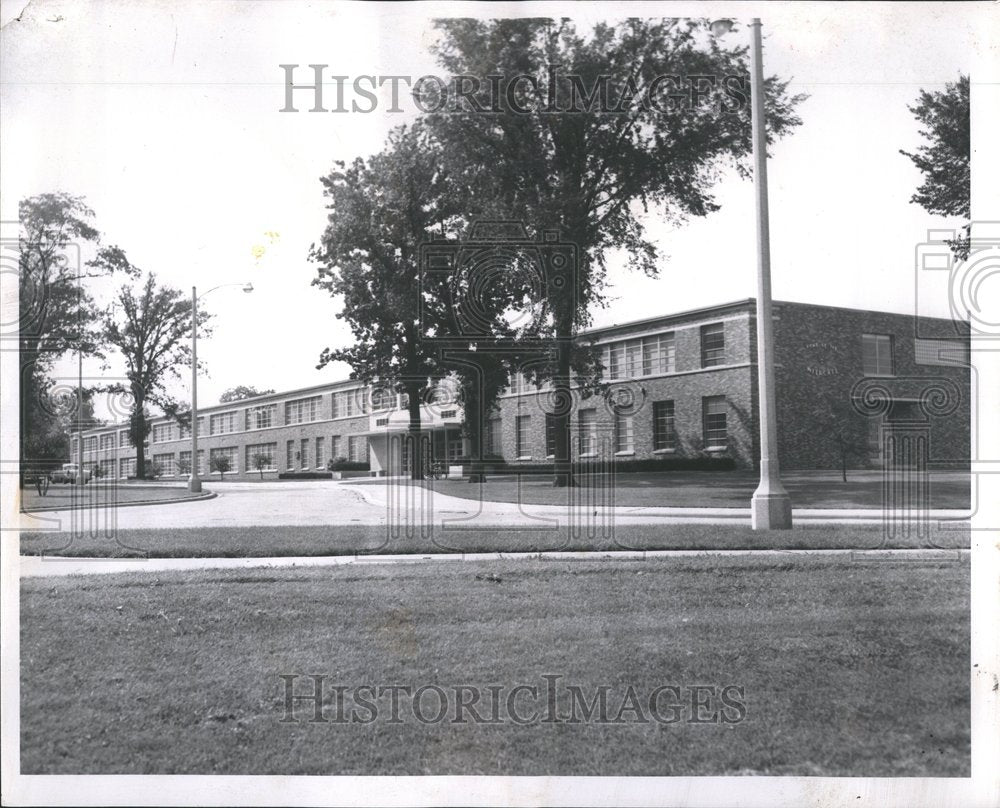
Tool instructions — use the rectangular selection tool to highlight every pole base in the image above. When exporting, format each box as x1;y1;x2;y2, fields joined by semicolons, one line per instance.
188;477;202;494
751;490;793;530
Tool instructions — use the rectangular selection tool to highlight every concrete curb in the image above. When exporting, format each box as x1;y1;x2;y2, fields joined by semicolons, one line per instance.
19;547;970;578
20;490;217;514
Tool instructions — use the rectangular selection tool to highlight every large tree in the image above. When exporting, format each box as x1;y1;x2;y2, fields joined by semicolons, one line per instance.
900;74;969;257
18;194;133;468
220;385;275;403
100;269;210;479
425;18;805;484
312;121;469;480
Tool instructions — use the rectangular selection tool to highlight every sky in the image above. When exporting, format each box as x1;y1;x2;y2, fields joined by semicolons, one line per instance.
1;0;987;420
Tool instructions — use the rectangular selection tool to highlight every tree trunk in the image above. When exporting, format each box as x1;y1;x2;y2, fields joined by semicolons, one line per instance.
406;381;425;481
131;406;147;480
552;334;575;488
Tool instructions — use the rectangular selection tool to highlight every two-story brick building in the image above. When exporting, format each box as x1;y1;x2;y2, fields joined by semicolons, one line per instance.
69;299;970;479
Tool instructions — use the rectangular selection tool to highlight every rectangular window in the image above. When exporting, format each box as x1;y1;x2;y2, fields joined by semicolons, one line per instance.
118;429;129;447
315;437;325;469
331;435;341;460
176;417;204;440
653;400;676;451
83;436;98;453
153;453;176;476
333;389;366;419
179;450;205;475
440;409;457;420
119;457;137;479
246;443;278;473
347;435;367;463
300;438;309;469
98;458;114;478
286;439;295;470
701;323;726;367
578;409;597;455
862;334;894;376
210;446;238;474
210;411;239;435
152;423;175;443
615;412;634;453
245;404;276;431
99;433;116;451
285;396;321;425
515;415;531;458
702;396;728;449
642;333;675;375
545;415;557;458
484;417;502;456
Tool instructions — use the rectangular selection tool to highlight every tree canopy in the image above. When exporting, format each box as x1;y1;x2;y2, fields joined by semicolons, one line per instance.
220;385;275;403
100;269;211;478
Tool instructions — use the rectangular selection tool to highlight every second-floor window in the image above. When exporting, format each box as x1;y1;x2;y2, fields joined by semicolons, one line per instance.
210;411;239;435
286;396;321;425
245;404;276;430
152;423;175;443
601;333;676;380
701;323;726;367
862;333;894;376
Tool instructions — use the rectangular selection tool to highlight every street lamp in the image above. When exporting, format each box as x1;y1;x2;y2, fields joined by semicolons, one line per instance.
711;18;792;529
187;282;254;493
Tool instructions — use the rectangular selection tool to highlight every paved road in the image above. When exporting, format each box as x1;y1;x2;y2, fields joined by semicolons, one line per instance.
15;478;969;533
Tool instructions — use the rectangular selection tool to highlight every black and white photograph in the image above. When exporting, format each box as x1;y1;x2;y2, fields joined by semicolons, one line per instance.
1;1;998;806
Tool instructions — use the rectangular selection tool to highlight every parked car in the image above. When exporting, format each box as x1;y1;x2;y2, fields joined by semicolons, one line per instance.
49;463;92;484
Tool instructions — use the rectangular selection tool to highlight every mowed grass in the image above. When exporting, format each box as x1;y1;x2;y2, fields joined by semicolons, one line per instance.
20;484;204;513
21;555;969;776
19;522;971;558
356;470;972;510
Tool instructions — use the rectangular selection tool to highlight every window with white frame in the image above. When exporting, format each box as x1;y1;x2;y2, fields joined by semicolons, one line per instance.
83;436;97;453
98;458;114;478
578;409;597;455
286;440;295;469
515;415;531;458
118;429;130;447
285;396;321;425
614;412;634;453
119;457;137;478
332;389;366;419
210;446;238;474
300;438;309;469
153;453;176;476
99;433;116;451
702;396;728;449
701;323;726;368
179;450;205;475
245;404;277;431
176;417;204;440
653;401;676;451
210;411;239;435
315;436;325;468
348;435;367;463
331;435;341;459
152;423;175;443
862;334;894;376
601;333;676;380
246;443;278;472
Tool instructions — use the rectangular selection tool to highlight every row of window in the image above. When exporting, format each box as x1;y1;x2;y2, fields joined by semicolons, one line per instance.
505;396;728;459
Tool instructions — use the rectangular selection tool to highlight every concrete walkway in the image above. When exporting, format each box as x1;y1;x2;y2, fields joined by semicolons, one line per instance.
19;547;969;577
15;478;971;532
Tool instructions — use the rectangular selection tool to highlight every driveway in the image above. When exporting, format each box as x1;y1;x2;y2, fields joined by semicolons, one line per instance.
13;478;970;532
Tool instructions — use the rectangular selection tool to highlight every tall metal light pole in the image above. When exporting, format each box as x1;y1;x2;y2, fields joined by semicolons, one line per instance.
712;18;792;529
187;282;254;493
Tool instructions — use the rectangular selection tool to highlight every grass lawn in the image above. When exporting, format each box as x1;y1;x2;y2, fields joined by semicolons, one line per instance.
351;470;971;510
20;484;205;513
19;522;970;558
20;555;969;775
